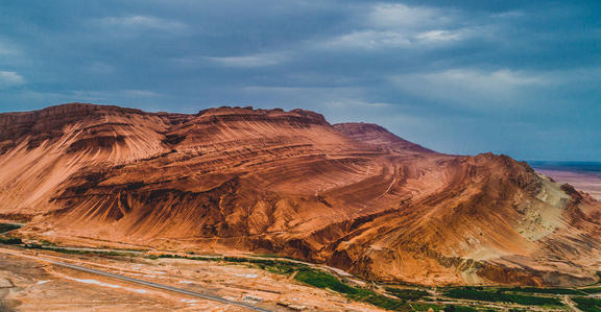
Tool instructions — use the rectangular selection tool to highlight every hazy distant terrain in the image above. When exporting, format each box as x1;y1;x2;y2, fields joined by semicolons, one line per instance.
530;162;601;200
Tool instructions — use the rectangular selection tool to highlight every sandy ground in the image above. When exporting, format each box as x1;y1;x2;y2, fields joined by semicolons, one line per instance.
536;169;601;200
0;253;244;312
0;246;586;312
0;249;381;312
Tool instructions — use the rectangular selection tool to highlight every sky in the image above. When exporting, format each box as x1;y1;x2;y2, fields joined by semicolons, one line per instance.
0;0;600;161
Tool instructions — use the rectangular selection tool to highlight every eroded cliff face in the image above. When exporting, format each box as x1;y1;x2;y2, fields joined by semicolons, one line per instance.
1;103;600;286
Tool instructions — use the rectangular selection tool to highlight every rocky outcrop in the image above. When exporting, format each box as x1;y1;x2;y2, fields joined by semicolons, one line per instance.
1;103;601;286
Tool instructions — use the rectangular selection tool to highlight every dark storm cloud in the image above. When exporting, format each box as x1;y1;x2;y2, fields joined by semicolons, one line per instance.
0;0;600;161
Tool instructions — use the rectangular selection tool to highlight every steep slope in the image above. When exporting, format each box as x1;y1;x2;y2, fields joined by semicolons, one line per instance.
1;103;600;287
333;122;433;154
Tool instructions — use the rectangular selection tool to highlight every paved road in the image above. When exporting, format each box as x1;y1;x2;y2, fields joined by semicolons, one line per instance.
0;248;271;312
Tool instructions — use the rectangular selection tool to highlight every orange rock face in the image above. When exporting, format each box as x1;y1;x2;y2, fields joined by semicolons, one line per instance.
1;103;600;286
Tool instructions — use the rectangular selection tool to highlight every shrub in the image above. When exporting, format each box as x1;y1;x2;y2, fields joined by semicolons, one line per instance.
444;304;479;312
498;287;585;295
444;288;563;306
0;223;21;234
582;287;601;294
0;237;22;245
572;297;601;312
294;268;357;294
385;287;429;300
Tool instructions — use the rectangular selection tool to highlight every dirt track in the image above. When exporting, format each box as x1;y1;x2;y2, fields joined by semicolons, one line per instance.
0;247;270;311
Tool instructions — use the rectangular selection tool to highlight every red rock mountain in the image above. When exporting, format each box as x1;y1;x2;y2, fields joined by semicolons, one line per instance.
1;103;601;286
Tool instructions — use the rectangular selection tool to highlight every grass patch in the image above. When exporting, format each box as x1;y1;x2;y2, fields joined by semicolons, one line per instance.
498;286;585;295
385;287;429;301
264;264;296;274
581;287;601;294
573;297;601;312
0;223;21;234
444;288;563;306
152;254;308;269
442;304;481;312
410;303;444;312
38;240;57;247
0;236;22;245
24;244;131;257
152;253;222;262
294;268;357;294
348;289;408;311
223;256;304;268
292;268;413;310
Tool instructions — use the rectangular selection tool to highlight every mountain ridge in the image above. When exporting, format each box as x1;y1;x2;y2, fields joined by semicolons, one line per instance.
1;103;600;287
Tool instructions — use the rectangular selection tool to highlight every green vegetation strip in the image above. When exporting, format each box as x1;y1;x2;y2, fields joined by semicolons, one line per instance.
150;254;304;267
23;244;133;257
0;223;25;245
498;286;585;295
293;268;409;311
153;254;571;311
152;254;449;311
572;297;601;312
0;223;21;234
385;287;429;301
581;287;601;294
0;237;22;245
443;288;563;306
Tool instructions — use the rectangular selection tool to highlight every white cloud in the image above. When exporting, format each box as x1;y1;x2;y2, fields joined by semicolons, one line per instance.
391;69;552;109
327;30;413;49
325;99;392;108
322;3;475;50
326;28;467;49
0;71;25;88
415;30;462;43
320;3;513;51
492;10;526;20
436;69;550;86
367;3;453;29
122;90;160;97
204;53;288;68
100;15;187;32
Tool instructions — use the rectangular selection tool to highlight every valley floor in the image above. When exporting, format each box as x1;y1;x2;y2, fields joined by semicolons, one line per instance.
0;245;380;312
1;238;600;312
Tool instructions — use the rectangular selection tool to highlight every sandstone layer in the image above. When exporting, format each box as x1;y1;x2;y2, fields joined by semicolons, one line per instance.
1;103;600;286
